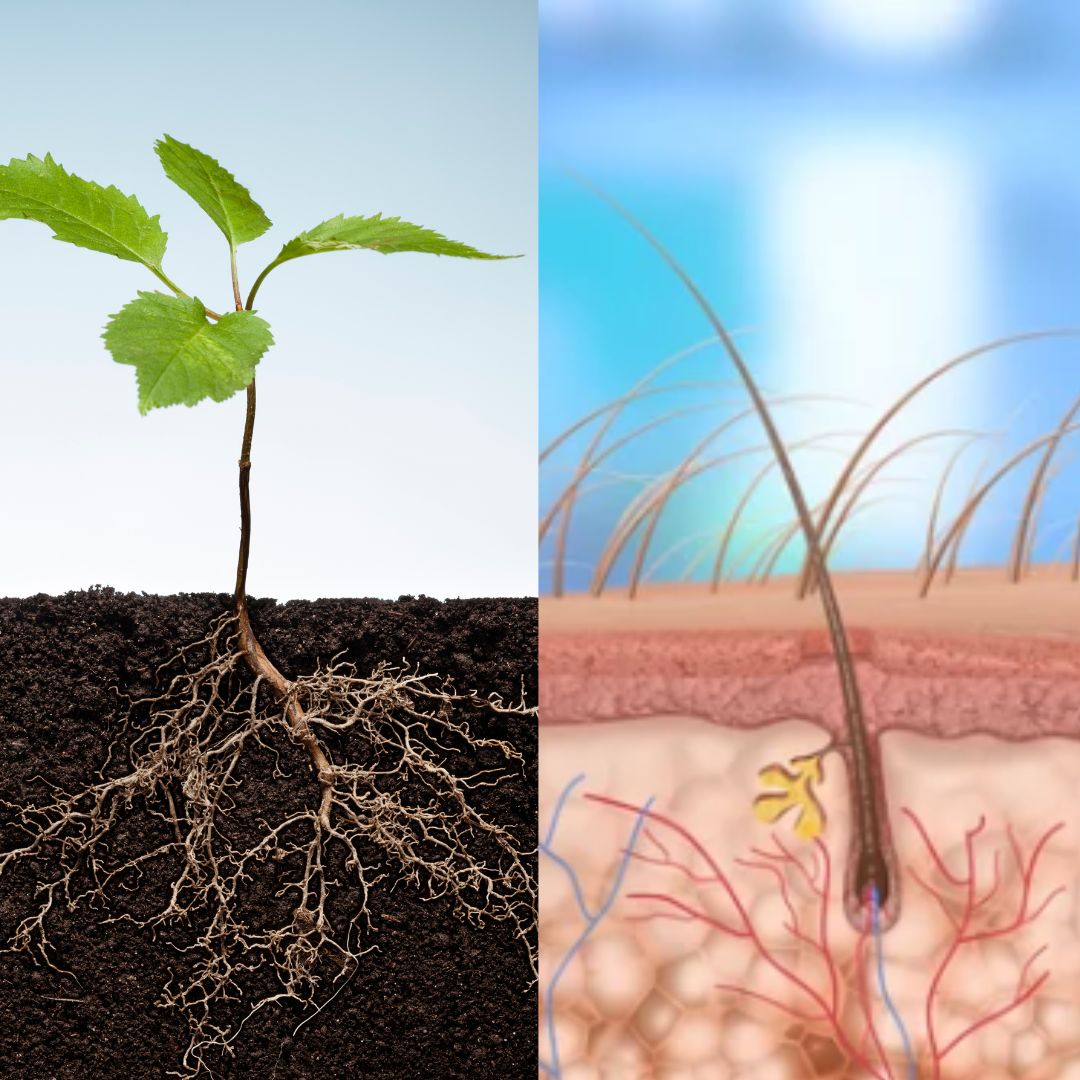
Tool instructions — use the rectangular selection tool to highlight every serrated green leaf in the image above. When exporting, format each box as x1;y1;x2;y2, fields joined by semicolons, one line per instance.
0;153;167;269
278;213;511;262
155;134;271;248
103;292;273;413
250;213;515;297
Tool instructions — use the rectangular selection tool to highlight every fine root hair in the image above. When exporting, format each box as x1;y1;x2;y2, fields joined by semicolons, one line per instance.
0;614;536;1077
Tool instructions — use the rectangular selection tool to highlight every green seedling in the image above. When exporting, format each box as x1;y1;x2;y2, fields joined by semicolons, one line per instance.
0;139;535;1077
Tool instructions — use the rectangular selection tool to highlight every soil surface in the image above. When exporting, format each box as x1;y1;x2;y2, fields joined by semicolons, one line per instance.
0;589;536;1080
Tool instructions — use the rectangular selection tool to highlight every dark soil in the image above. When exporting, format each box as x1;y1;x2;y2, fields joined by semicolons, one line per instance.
0;589;536;1080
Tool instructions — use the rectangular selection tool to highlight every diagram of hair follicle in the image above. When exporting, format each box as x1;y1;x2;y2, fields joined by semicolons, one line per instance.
538;195;1080;1079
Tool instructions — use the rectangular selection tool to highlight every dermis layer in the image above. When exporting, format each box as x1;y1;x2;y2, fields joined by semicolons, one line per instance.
541;569;1080;741
539;568;1080;1078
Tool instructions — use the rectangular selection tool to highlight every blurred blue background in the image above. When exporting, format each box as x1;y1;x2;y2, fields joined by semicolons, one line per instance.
540;1;1080;594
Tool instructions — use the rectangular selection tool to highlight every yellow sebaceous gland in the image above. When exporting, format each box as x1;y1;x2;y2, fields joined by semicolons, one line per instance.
752;752;826;840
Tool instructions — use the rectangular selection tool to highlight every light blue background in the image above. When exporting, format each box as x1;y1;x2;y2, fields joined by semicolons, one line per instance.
0;0;535;600
541;2;1080;594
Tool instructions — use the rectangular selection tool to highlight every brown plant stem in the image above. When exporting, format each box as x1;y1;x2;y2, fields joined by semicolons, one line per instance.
233;375;333;830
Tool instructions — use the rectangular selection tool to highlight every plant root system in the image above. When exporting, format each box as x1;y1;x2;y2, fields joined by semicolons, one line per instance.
0;613;536;1078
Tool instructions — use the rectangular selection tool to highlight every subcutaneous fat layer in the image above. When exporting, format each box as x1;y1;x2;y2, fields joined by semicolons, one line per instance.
539;719;1080;1079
